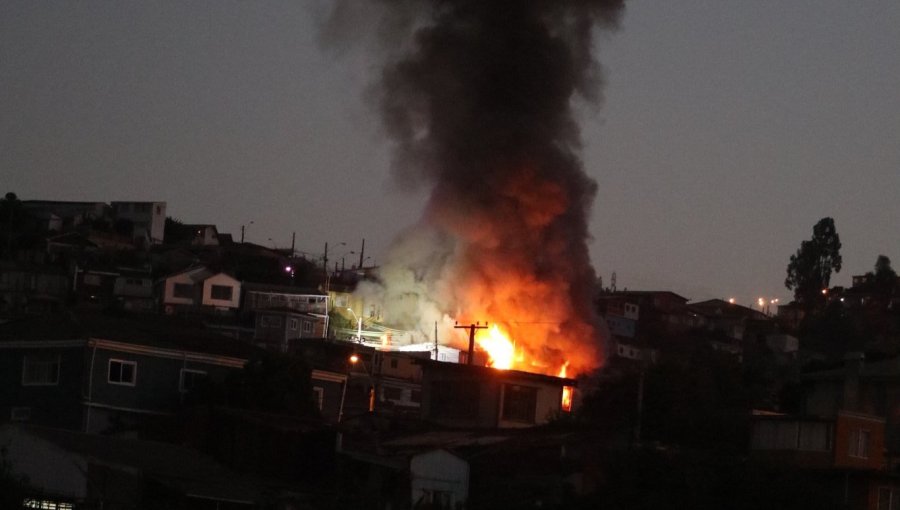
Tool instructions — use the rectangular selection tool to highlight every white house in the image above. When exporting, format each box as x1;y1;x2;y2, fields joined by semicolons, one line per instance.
110;201;166;245
410;449;469;509
160;266;241;315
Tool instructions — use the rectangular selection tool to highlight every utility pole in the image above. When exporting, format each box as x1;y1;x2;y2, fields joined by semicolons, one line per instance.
358;238;365;269
455;322;488;365
434;321;439;361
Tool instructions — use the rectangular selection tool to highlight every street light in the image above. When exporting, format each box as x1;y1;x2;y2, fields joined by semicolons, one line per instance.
240;221;254;243
348;307;363;344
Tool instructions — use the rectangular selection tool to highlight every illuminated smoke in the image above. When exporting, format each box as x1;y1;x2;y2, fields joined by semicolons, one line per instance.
334;0;625;376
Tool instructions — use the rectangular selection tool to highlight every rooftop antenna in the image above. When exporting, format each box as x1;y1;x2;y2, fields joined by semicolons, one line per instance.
611;271;617;292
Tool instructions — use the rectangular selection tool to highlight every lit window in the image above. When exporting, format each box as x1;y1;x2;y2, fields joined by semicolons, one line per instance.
22;354;60;386
561;386;574;412
108;359;137;386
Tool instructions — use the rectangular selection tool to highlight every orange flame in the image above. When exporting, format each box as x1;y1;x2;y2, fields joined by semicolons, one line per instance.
476;324;516;369
558;361;570;378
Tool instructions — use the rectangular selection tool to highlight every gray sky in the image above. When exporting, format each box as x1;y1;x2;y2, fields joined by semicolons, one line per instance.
2;1;898;308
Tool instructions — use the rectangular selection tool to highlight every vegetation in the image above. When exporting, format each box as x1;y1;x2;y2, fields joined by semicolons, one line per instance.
785;217;842;308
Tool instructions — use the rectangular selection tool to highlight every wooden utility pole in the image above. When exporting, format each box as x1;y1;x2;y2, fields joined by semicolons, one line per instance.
455;322;488;365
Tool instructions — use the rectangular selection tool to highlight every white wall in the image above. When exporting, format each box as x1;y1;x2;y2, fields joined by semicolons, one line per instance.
202;273;240;309
410;449;469;509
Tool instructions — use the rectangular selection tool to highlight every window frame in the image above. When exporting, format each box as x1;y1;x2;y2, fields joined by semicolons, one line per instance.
22;354;61;386
179;368;207;393
210;284;233;301
849;428;871;459
172;282;193;299
108;359;137;386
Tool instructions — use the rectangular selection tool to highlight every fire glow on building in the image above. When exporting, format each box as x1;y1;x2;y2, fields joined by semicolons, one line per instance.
341;0;626;379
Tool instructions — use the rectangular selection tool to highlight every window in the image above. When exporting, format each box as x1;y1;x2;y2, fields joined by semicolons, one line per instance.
210;284;232;300
23;499;74;510
302;321;312;333
180;369;207;392
173;283;193;298
877;487;900;510
502;384;538;423
290;319;298;330
313;386;324;410
22;354;60;386
108;359;137;386
383;387;403;400
849;428;870;458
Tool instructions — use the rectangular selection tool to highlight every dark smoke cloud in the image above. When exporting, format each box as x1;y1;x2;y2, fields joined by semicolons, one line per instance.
330;0;624;375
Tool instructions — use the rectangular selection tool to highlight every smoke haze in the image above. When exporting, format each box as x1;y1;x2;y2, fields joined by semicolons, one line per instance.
329;0;625;376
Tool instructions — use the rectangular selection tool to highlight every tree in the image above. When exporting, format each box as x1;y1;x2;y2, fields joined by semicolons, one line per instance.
785;218;842;306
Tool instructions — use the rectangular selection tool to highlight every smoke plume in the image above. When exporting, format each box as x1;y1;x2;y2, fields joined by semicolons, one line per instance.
334;0;624;376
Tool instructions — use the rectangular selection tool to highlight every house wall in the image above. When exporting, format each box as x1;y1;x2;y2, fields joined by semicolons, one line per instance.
833;412;885;470
163;272;200;306
82;341;245;433
201;273;240;309
497;376;568;428
0;342;87;430
410;450;469;509
311;370;347;423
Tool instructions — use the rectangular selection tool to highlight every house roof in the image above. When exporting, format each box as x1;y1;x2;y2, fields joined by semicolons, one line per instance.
688;299;768;320
419;359;576;386
1;423;261;503
242;281;325;295
0;312;259;359
601;290;690;302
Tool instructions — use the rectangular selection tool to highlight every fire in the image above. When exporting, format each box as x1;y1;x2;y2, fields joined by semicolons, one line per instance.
476;324;516;369
472;325;574;377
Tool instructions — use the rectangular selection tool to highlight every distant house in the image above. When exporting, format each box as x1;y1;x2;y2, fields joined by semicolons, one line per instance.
183;224;220;246
420;361;575;429
242;282;327;317
254;308;326;352
0;260;69;316
110;201;166;245
112;267;155;313
0;312;254;433
160;266;241;315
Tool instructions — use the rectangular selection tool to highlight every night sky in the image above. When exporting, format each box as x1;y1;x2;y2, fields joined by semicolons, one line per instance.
3;1;899;308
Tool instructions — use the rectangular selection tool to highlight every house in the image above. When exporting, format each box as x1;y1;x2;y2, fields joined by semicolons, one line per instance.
0;260;69;317
183;224;220;246
241;282;327;319
802;354;900;457
110;201;166;245
410;449;469;509
420;361;575;429
0;312;255;434
160;266;241;315
749;410;900;510
0;423;262;509
254;307;326;352
112;267;155;313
